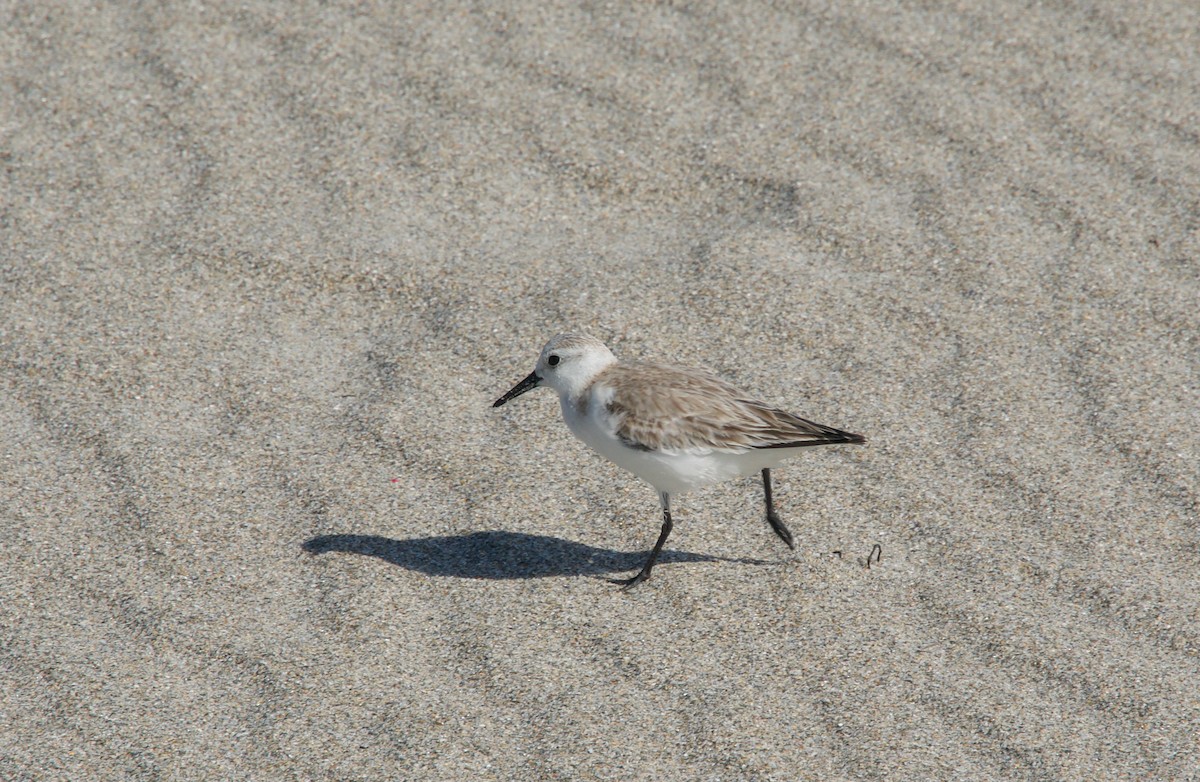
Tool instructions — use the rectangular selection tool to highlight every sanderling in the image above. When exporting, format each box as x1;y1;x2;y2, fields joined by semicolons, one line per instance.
493;333;865;589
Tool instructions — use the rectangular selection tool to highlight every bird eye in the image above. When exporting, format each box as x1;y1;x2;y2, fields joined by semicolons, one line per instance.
547;354;560;366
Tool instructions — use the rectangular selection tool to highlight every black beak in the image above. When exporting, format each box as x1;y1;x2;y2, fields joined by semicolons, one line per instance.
492;371;541;407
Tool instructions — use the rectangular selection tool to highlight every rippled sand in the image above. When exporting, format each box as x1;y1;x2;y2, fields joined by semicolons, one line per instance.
3;2;1197;779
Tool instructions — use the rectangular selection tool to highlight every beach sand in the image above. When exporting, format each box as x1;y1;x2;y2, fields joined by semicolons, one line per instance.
2;2;1198;779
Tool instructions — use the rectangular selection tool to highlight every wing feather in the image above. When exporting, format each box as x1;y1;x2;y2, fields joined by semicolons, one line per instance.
601;363;864;453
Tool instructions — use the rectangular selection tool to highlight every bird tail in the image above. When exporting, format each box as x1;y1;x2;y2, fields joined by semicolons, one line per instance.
758;416;866;449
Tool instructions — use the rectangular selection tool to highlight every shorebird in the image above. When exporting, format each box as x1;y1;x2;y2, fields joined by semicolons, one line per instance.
493;333;864;589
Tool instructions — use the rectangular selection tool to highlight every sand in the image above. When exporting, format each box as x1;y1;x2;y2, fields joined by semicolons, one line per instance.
2;1;1198;779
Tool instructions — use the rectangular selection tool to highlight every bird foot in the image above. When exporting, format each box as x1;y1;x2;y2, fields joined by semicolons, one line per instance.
609;570;652;590
766;511;795;549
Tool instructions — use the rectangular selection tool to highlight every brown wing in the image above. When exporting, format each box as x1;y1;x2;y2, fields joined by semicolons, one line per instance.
602;363;864;453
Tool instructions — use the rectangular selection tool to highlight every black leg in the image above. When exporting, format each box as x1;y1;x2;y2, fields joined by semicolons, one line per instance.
611;494;673;589
762;469;795;549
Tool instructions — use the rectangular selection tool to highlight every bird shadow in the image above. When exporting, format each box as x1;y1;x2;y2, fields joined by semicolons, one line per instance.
302;530;770;581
